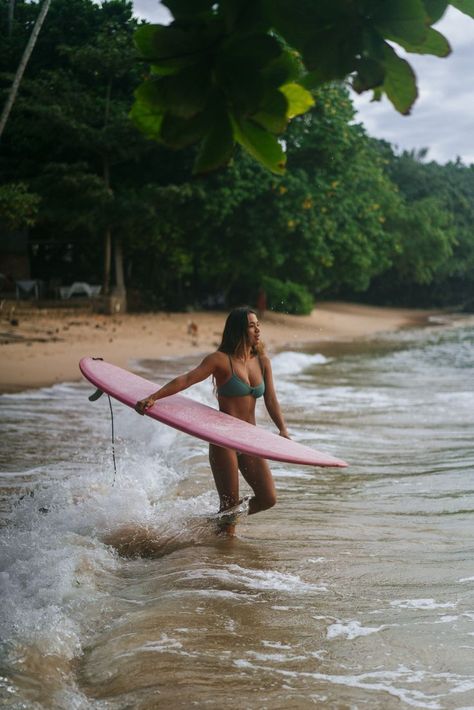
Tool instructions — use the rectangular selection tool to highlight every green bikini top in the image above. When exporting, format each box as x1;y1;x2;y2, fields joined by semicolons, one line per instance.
217;354;265;399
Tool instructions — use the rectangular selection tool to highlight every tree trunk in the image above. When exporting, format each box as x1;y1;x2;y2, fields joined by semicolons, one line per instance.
102;80;126;311
102;155;112;295
103;226;112;296
8;0;15;37
0;0;52;140
113;238;125;295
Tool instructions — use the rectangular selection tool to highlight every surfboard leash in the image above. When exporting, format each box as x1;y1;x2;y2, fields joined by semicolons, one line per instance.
88;358;117;486
107;394;117;487
88;387;117;486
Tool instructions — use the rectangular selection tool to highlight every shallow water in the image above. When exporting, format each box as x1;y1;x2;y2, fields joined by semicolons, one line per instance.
1;320;474;709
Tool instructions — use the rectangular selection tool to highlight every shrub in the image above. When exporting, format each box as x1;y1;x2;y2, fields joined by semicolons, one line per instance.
261;276;313;315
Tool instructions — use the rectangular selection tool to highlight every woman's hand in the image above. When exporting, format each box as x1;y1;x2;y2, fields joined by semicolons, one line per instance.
135;396;155;415
279;428;290;439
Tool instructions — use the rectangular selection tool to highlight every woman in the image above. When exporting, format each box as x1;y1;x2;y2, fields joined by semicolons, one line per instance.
135;307;289;527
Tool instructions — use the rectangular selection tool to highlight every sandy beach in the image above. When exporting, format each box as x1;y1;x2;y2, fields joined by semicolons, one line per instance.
0;301;439;393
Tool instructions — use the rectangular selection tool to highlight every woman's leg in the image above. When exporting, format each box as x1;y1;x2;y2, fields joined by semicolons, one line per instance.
209;444;240;512
238;454;277;515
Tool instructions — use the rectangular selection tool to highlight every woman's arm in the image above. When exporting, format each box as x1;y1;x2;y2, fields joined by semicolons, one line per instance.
262;356;290;438
135;353;218;415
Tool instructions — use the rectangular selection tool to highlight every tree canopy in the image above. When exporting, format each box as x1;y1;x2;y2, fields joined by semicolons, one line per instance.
131;0;474;175
1;0;473;313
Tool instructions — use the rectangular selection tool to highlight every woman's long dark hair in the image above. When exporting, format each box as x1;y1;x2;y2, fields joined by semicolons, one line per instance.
218;306;262;358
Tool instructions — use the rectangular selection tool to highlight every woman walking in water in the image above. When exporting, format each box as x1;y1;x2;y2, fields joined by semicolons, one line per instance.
135;307;289;531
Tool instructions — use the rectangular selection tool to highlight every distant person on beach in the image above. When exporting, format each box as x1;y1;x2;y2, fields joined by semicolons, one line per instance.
256;287;267;319
135;306;289;531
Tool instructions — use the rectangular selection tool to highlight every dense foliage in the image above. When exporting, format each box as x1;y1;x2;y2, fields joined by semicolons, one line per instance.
131;0;474;174
1;0;473;312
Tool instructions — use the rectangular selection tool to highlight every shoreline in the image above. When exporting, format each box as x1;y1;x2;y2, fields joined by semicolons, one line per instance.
0;302;449;394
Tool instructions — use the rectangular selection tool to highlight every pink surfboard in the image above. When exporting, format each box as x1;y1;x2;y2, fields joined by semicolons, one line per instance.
79;357;347;468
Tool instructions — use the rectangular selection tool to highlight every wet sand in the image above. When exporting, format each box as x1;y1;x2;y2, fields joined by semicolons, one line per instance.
0;302;437;393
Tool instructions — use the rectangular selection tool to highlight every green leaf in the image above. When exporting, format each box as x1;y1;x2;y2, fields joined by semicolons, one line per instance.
265;0;316;52
193;109;234;174
279;83;314;118
302;27;360;81
252;89;289;133
300;71;323;90
129;100;163;141
382;42;418;114
371;87;384;102
219;33;282;71
449;0;474;17
217;57;266;114
394;27;451;56
373;0;428;45
160;111;209;148
421;0;449;22
352;58;386;94
134;63;212;119
219;0;270;33
134;25;189;66
150;64;180;77
134;25;157;59
134;22;221;69
231;116;286;174
216;34;282;114
262;49;303;88
361;26;388;62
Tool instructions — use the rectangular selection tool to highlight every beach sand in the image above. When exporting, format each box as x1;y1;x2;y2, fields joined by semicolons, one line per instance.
0;302;438;393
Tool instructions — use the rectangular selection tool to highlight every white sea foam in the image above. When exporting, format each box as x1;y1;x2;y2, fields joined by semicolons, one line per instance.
231;661;447;709
438;615;459;623
271;351;329;377
0;382;80;401
2;330;474;707
271;467;313;480
390;599;457;610
118;634;185;657
0;414;211;668
0;522;116;659
327;620;385;640
262;640;293;650
246;650;307;662
184;564;327;593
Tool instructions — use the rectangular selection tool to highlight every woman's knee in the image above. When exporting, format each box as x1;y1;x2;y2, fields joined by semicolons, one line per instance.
254;490;277;511
265;491;277;509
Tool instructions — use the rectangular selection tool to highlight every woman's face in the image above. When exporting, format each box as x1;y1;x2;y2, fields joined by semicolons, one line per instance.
247;312;260;348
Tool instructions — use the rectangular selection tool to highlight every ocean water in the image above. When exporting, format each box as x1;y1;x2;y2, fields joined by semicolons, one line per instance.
1;318;474;709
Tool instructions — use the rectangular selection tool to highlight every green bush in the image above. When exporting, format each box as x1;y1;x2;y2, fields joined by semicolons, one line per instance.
261;276;313;315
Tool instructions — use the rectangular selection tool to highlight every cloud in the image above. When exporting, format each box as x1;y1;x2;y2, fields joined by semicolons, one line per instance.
130;3;474;165
351;7;474;165
132;0;171;23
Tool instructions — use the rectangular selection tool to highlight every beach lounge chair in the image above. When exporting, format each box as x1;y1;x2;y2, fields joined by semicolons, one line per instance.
15;279;40;299
59;282;102;299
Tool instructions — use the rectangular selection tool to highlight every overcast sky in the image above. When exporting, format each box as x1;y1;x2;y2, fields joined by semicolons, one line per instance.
132;1;474;166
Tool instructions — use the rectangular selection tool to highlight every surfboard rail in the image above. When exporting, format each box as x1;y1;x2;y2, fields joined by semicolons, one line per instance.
79;357;348;468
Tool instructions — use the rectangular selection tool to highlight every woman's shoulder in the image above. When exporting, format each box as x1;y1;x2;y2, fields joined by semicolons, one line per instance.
196;351;228;376
201;350;228;367
258;352;272;370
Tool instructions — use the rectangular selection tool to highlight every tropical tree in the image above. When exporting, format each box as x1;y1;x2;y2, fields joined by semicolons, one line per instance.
130;0;474;175
361;144;473;307
0;0;51;139
125;84;404;310
0;182;40;229
1;0;155;298
2;1;473;312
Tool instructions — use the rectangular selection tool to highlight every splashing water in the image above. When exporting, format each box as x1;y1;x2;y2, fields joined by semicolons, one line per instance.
1;322;474;708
